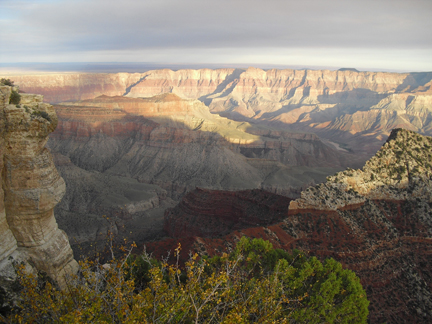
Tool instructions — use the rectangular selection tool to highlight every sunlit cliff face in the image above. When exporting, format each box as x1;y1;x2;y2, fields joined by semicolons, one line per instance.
8;68;432;159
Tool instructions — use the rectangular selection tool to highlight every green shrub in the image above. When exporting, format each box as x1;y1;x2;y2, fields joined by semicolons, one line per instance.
7;238;369;323
0;78;14;86
31;110;51;122
9;90;21;105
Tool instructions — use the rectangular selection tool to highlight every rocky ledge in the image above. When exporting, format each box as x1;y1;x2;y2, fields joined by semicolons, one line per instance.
290;128;432;211
146;129;432;324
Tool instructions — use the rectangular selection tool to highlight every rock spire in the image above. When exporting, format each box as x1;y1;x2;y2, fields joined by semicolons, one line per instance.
0;84;78;292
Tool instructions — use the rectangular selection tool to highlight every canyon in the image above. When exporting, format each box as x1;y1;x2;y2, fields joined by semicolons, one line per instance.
146;129;432;324
8;68;432;158
6;68;432;252
48;94;344;249
3;69;432;322
0;84;78;308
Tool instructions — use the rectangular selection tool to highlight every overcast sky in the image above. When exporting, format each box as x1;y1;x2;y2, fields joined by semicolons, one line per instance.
1;0;431;72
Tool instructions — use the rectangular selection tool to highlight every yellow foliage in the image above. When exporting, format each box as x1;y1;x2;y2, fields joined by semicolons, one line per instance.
4;238;369;323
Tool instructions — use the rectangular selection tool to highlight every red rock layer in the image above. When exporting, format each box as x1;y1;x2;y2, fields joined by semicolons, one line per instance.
53;105;158;140
10;69;426;105
62;93;203;117
10;69;432;159
164;188;292;238
145;191;432;324
126;68;411;100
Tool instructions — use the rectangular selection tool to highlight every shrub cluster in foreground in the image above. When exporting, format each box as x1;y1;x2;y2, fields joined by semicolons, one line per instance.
5;237;369;323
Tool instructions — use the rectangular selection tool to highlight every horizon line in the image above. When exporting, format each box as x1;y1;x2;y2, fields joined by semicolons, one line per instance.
1;62;430;74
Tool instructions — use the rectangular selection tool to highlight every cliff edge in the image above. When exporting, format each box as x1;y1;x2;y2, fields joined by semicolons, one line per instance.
0;84;78;301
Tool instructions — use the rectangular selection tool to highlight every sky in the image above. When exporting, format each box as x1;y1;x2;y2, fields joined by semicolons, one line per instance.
1;0;431;72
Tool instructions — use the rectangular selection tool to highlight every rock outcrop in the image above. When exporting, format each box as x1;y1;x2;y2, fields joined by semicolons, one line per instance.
290;129;432;210
0;84;78;292
146;129;432;324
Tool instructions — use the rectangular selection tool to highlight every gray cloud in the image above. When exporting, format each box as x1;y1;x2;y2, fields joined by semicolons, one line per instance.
1;0;431;70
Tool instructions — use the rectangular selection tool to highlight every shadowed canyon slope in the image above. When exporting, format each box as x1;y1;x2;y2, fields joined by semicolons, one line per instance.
8;68;432;158
146;129;432;324
164;188;293;238
48;94;346;248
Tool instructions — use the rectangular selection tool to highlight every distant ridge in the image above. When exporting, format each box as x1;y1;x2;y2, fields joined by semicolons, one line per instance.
8;67;432;162
338;67;359;72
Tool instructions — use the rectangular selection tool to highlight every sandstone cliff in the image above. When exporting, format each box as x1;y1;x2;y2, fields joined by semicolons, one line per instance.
145;129;432;323
0;84;78;295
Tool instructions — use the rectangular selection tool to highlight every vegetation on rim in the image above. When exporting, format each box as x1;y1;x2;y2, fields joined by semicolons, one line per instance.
1;78;21;105
4;237;368;323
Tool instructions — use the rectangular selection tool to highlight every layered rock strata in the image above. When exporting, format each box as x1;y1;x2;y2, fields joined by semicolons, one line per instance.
0;86;20;277
43;93;345;250
50;94;347;198
146;129;432;324
56;94;348;167
6;73;145;103
0;86;78;288
53;153;175;250
9;68;432;158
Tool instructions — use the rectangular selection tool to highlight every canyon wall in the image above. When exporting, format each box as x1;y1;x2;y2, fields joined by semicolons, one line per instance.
128;68;432;157
0;85;78;291
8;68;432;158
45;94;346;249
145;129;432;324
5;69;432;322
7;73;146;103
50;94;347;197
124;68;237;99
